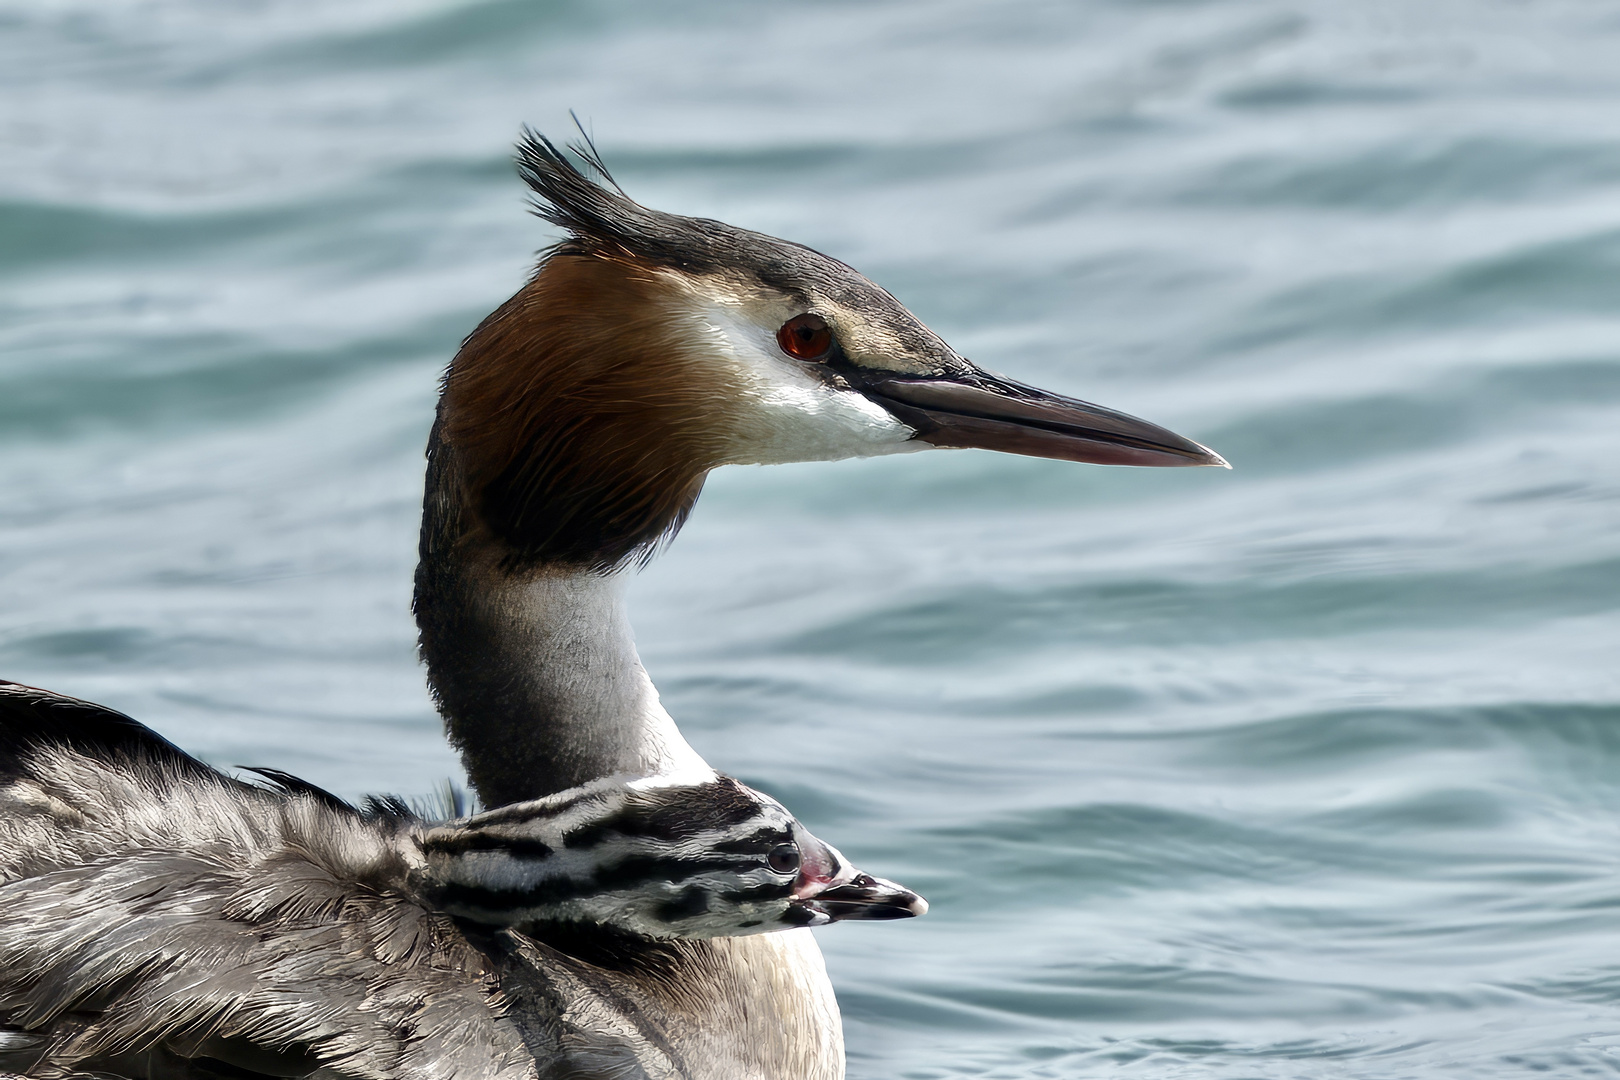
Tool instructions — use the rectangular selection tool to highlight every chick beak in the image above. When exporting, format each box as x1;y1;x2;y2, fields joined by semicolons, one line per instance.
788;833;928;926
853;366;1227;468
801;872;929;922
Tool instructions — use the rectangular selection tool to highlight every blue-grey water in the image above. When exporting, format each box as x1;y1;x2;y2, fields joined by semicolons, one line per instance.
4;2;1620;1076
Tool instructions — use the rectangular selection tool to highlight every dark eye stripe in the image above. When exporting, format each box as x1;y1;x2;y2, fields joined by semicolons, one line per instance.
422;833;554;859
656;886;711;922
711;826;788;855
562;789;770;849
592;855;762;893
437;855;768;911
718;882;795;905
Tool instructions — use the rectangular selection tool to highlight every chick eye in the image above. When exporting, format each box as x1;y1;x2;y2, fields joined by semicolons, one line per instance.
767;843;801;874
776;314;833;361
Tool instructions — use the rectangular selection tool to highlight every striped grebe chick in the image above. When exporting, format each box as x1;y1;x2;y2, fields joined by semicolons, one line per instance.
418;771;925;939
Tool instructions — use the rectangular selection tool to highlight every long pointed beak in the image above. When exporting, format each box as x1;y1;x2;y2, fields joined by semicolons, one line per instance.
856;367;1228;468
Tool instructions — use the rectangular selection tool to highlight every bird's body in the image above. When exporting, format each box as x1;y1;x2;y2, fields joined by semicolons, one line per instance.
0;679;542;1080
0;680;916;1079
0;128;1223;1079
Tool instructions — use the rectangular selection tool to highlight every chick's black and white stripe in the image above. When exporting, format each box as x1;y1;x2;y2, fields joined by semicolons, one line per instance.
417;775;804;938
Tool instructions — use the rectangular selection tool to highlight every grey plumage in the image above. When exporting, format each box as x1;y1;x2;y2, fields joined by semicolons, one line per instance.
0;682;536;1079
0;681;916;1080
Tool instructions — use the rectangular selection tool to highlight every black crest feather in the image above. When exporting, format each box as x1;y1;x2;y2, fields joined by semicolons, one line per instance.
515;123;779;278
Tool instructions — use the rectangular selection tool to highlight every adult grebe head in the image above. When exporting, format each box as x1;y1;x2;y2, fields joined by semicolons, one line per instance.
432;129;1226;575
416;128;1228;809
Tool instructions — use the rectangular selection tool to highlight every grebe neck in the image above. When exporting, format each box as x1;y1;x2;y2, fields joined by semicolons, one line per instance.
415;429;705;805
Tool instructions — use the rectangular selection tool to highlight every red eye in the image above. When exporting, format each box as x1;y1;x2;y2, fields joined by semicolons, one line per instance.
776;313;833;361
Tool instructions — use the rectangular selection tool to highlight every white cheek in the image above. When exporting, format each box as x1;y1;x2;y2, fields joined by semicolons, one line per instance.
700;308;925;466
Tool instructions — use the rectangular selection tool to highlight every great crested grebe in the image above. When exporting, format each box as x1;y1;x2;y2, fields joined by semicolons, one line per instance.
0;128;1223;1079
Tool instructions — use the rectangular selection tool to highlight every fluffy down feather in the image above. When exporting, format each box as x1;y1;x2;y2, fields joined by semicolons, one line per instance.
0;682;690;1080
